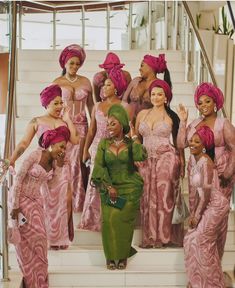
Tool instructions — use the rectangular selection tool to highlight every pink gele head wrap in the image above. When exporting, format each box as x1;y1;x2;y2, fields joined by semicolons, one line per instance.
107;66;128;96
40;84;62;108
149;79;172;104
99;52;125;72
143;54;167;74
195;125;215;150
194;82;224;111
59;44;86;69
39;126;70;149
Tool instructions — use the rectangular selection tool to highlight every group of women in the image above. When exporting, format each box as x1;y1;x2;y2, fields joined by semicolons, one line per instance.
7;43;235;288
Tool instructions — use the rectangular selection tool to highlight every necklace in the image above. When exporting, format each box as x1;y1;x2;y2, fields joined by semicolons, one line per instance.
65;74;78;83
113;138;124;147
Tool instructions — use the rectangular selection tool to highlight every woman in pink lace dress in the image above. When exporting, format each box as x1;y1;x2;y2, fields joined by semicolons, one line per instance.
123;54;172;119
9;84;79;249
177;82;235;258
184;126;229;288
136;79;183;248
93;52;131;102
54;44;93;212
9;126;70;288
79;66;133;231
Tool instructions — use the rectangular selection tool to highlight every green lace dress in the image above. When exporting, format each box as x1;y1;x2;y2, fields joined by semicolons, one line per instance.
91;138;147;261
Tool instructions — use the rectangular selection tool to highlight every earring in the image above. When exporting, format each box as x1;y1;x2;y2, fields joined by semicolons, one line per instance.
48;146;52;152
214;106;217;112
114;89;118;96
202;148;206;153
164;99;167;104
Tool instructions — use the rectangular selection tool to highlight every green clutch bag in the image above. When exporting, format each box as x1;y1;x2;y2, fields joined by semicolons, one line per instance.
105;196;127;210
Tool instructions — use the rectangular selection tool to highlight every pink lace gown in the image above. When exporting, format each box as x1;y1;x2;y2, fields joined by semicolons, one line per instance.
79;102;109;231
123;77;154;118
177;117;235;258
184;156;229;288
10;150;51;288
37;124;73;247
138;120;183;247
61;87;90;212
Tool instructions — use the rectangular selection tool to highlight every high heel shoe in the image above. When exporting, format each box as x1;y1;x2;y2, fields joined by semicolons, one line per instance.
117;259;127;270
106;259;116;270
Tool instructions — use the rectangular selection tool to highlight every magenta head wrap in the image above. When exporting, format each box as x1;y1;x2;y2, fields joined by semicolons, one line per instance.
143;54;167;74
39;126;70;149
59;44;86;69
149;79;172;104
107;66;127;96
40;84;62;108
194;82;224;111
99;52;125;72
195;126;214;150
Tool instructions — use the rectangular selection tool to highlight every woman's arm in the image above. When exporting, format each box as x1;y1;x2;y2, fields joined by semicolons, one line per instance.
9;118;37;166
62;107;80;145
86;81;94;116
82;105;97;162
176;104;189;149
223;119;235;179
192;159;213;226
11;150;40;214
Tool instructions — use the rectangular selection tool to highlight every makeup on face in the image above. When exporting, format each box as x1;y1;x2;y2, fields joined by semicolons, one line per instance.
150;87;167;107
189;133;204;156
107;116;122;138
65;56;80;75
197;95;215;116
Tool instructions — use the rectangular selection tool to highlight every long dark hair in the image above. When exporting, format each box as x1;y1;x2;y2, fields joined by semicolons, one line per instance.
206;146;215;161
62;68;66;76
165;104;179;147
163;68;172;89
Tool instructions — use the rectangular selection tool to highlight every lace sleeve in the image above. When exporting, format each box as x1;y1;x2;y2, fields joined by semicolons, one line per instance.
91;139;112;188
176;121;188;149
194;158;213;221
11;150;40;209
223;119;235;178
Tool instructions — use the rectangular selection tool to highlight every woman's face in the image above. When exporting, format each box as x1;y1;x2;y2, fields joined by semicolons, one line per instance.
50;140;67;160
65;56;80;76
102;78;116;99
139;61;154;78
46;96;63;118
150;87;167;107
189;133;204;156
197;95;216;117
107;116;122;138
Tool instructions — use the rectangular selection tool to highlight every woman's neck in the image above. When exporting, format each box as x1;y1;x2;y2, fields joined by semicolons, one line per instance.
151;105;166;113
113;133;124;141
106;94;120;104
203;112;217;122
47;112;60;120
143;73;156;82
194;152;204;163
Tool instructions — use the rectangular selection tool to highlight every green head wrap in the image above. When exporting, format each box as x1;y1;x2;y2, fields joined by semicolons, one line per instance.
107;104;130;135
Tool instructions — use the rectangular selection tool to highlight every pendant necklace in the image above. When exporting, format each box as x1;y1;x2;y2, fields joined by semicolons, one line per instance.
113;138;124;147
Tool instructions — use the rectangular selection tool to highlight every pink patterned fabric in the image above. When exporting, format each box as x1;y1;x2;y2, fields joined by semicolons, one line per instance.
36;124;73;246
61;87;90;212
99;52;125;72
195;125;214;150
184;156;229;288
138;121;183;246
143;54;167;74
123;77;154;117
59;44;86;69
40;84;62;108
149;79;172;104
177;116;235;258
194;82;224;110
10;150;50;288
79;102;109;231
39;126;70;149
108;66;128;96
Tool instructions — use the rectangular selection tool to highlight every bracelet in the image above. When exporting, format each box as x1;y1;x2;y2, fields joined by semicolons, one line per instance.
107;185;112;191
131;135;138;141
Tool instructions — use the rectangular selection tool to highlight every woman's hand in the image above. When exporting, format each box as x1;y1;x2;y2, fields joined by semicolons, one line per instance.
108;186;118;202
134;161;144;168
56;152;65;167
62;107;72;123
129;122;136;138
10;208;21;220
177;104;188;123
82;150;91;164
188;216;199;229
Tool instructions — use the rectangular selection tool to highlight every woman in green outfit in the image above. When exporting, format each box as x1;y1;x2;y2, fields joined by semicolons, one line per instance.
91;104;147;270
